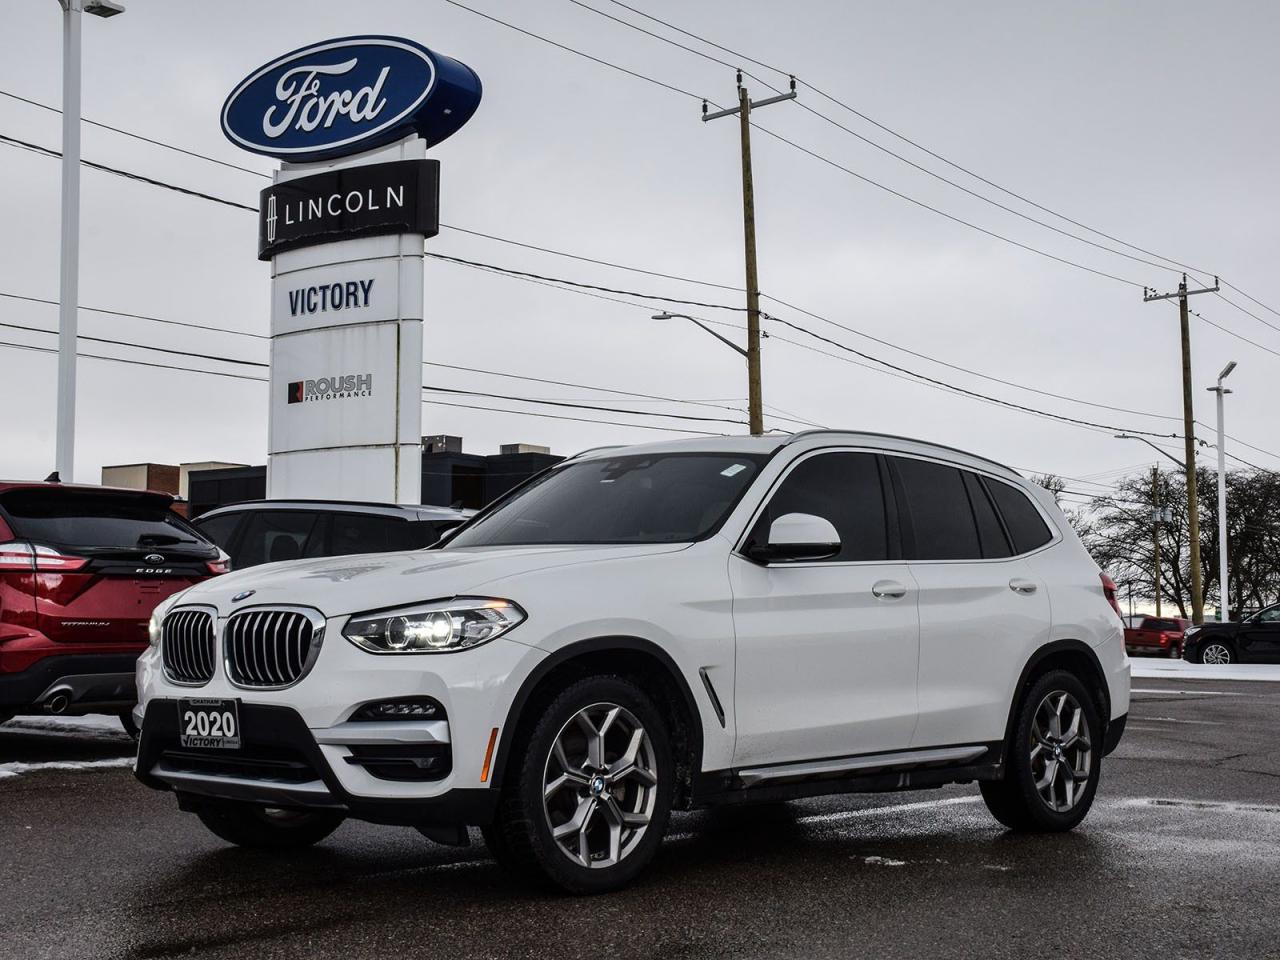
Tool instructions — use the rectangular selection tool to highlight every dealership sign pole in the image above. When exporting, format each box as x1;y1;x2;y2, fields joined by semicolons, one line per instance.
221;36;481;503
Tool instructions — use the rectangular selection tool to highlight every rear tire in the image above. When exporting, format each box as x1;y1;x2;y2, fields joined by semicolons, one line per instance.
195;802;344;850
1198;641;1233;665
486;675;674;894
981;669;1102;832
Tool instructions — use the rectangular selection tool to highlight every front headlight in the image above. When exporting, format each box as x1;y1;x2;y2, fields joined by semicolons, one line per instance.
342;597;526;654
1183;626;1201;640
148;610;163;647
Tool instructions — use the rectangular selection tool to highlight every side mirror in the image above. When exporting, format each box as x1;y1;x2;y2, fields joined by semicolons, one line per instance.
748;512;841;563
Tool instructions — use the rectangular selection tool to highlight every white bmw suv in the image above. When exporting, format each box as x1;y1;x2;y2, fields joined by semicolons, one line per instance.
135;431;1129;893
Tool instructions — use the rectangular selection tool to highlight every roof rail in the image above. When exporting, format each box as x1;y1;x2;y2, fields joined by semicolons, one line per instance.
780;429;1021;477
565;444;626;462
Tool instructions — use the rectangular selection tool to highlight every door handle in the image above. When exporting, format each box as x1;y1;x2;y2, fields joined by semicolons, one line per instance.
872;580;907;599
1009;578;1038;595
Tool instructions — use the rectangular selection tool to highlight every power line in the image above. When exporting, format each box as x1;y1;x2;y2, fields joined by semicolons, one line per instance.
570;0;1184;279
0;133;257;213
0;88;271;179
425;252;745;311
437;0;707;102
438;224;743;293
423;384;746;425
426;251;1188;439
745;122;1146;288
594;0;1216;281
0;290;268;340
1221;280;1280;321
422;398;724;436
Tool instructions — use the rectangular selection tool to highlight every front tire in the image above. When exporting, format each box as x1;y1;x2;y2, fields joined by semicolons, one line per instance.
981;670;1102;832
196;802;344;850
485;675;674;894
1198;641;1233;665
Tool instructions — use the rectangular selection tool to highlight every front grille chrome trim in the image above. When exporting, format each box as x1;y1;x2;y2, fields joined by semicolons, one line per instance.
161;605;218;687
222;605;326;691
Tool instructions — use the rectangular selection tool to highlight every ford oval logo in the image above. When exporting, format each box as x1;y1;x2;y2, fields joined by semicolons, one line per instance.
221;36;482;162
144;553;165;564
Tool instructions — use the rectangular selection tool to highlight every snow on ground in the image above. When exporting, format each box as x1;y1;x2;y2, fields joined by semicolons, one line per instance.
2;714;129;740
0;757;134;780
1130;658;1280;682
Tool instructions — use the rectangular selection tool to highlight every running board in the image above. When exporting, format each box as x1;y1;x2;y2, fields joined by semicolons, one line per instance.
736;745;989;788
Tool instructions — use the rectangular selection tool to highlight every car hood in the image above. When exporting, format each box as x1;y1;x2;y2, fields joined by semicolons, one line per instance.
172;543;690;617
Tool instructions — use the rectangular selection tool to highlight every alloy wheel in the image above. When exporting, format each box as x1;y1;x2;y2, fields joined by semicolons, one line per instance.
1029;691;1092;814
542;702;658;869
1202;643;1232;665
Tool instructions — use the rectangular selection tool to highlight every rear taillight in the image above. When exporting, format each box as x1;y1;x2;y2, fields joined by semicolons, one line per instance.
206;551;232;575
1100;572;1123;618
0;541;88;572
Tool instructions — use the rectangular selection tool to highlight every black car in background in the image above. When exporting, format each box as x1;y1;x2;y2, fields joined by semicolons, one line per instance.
191;500;471;571
1182;603;1280;664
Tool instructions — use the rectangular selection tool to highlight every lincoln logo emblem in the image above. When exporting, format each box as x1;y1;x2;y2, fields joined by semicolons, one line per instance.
266;194;278;243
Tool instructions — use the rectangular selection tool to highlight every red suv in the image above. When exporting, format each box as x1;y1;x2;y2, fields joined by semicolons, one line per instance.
1123;614;1192;658
0;482;227;734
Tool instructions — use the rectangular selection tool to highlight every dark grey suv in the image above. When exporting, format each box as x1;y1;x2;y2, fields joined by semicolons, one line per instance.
191;500;471;570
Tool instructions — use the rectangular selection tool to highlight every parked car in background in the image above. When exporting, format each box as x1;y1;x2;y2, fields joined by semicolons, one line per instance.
1182;603;1280;664
0;481;227;735
1123;614;1192;658
191;501;471;570
136;432;1129;893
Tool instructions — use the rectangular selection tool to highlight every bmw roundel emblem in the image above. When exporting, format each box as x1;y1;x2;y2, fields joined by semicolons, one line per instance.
232;590;257;603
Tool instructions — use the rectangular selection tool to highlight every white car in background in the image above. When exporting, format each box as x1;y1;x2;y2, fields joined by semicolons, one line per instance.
134;431;1129;893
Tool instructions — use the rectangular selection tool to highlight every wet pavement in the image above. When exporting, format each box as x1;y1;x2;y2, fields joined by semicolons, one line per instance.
2;676;1278;960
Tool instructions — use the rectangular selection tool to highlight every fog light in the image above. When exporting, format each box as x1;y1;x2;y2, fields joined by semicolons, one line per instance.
350;698;443;721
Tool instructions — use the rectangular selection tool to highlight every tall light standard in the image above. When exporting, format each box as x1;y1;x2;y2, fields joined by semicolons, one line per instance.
652;312;756;430
1115;434;1186;616
1207;361;1237;621
53;0;125;482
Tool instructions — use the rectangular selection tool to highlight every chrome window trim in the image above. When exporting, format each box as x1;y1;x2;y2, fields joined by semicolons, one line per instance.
160;604;220;688
222;604;327;691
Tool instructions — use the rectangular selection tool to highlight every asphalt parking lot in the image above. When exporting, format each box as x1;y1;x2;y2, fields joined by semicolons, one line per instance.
2;675;1278;960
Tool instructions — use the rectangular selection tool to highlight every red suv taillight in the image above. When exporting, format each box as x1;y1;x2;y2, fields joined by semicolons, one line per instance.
206;557;232;575
1100;572;1123;618
0;541;89;572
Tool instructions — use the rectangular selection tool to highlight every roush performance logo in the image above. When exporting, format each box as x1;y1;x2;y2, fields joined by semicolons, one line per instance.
287;373;373;404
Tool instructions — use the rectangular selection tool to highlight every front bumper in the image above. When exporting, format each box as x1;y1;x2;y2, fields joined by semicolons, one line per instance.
0;652;139;713
135;699;499;827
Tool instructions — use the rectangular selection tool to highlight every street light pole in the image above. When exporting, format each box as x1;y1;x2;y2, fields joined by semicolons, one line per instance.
652;313;748;358
54;0;84;483
52;0;124;482
1208;361;1237;621
1115;435;1187;616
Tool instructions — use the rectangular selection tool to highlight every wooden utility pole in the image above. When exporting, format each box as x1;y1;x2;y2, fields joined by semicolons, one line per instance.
704;74;796;436
1152;465;1162;617
1144;273;1220;625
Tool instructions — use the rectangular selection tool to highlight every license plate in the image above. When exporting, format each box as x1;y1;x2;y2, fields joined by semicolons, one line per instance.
178;698;241;749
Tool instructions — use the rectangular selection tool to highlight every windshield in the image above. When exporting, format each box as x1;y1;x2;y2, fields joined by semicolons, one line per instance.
446;453;768;547
0;489;204;551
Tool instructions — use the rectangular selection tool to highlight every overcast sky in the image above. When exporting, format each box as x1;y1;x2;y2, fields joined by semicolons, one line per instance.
2;0;1277;503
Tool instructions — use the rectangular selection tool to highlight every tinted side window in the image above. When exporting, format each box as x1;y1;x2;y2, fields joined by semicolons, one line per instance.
892;457;982;561
962;471;1011;559
987;479;1053;554
747;452;888;562
236;511;322;568
192;513;240;551
328;514;408;556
